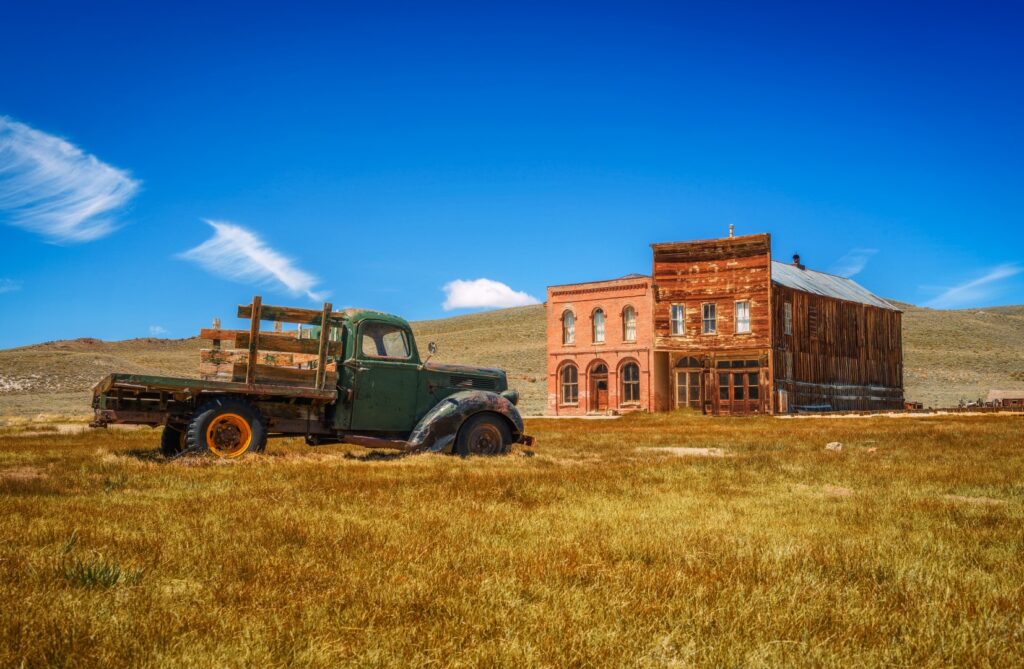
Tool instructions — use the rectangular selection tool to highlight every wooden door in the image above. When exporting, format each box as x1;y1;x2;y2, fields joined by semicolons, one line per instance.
591;376;609;411
716;368;762;415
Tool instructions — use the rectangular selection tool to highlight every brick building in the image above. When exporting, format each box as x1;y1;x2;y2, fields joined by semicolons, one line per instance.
546;232;904;415
546;275;655;415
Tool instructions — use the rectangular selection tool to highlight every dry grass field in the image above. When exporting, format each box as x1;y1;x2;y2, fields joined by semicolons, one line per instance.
2;412;1022;667
1;301;1022;419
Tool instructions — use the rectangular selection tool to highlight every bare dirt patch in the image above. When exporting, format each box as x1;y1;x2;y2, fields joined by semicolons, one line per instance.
0;466;47;481
642;446;727;458
942;494;1008;506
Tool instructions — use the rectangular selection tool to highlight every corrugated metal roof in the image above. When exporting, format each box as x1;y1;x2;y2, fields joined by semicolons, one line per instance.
771;261;900;311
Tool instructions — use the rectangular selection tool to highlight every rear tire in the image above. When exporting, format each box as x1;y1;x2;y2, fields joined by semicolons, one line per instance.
186;397;267;458
455;413;512;457
160;425;186;457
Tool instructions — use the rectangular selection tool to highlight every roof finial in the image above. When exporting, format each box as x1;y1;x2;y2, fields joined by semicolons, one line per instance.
728;224;734;238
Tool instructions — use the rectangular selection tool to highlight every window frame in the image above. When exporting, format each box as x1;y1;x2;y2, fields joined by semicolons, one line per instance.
620;361;641;405
592;307;606;344
358;321;412;360
622;305;637;342
670;303;685;336
783;301;793;336
735;300;751;334
559;363;579;406
702;303;717;335
562;310;576;345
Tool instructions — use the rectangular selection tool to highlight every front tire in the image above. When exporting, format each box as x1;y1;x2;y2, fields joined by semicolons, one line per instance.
455;413;512;457
186;397;267;458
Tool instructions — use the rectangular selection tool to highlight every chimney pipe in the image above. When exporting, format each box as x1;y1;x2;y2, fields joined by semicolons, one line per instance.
728;224;734;238
792;253;804;270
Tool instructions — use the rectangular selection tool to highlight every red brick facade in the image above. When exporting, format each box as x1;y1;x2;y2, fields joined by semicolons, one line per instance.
546;276;654;416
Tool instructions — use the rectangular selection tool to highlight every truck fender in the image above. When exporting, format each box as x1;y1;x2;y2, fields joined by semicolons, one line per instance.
407;390;525;454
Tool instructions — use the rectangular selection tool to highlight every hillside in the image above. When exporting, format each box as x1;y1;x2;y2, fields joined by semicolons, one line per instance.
0;302;1021;419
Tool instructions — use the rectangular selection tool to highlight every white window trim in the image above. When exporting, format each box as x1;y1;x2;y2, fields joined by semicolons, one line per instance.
735;299;751;335
592;308;606;344
623;305;637;342
670;303;685;336
702;302;717;335
784;302;793;336
562;310;576;345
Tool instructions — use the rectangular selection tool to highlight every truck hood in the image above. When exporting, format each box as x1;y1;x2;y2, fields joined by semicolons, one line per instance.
423;361;505;377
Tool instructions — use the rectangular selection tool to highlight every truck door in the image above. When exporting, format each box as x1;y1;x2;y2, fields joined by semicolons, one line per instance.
347;320;419;432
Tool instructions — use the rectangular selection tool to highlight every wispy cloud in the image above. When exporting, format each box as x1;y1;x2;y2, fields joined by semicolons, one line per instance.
830;248;878;277
0;278;23;294
925;264;1022;309
178;220;326;301
0;116;140;243
442;278;540;311
149;325;168;336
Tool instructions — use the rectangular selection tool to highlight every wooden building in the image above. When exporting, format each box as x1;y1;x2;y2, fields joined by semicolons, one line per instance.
547;231;904;415
986;390;1024;409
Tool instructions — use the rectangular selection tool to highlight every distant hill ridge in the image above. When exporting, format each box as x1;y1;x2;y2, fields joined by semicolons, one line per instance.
1;302;1021;418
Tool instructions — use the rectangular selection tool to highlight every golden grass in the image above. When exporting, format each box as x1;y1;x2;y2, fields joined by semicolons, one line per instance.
2;413;1022;667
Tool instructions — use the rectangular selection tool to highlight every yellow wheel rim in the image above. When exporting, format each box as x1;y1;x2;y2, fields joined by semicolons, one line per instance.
205;413;253;458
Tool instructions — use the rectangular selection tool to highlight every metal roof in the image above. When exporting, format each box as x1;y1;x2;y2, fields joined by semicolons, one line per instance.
771;261;900;311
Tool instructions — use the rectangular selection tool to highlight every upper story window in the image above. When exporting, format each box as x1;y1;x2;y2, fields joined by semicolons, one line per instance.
784;302;793;335
702;303;717;334
670;304;685;336
562;310;575;345
735;300;751;334
593;308;605;343
623;306;637;342
360;322;411;359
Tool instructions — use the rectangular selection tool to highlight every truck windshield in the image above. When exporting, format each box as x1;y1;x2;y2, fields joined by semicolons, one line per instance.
360;322;411;359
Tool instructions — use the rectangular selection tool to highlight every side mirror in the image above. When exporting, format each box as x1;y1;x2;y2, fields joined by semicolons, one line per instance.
427;341;438;355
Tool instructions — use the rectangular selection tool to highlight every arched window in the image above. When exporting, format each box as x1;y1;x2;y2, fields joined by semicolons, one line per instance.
676;356;702;368
623;306;636;342
621;362;640;403
562;310;575;345
560;364;579;404
593;308;605;343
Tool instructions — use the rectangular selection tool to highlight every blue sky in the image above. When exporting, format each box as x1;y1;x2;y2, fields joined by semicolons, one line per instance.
1;1;1021;348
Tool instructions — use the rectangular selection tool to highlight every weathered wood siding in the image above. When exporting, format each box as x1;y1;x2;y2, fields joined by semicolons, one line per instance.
771;284;903;411
651;234;774;414
651;234;773;351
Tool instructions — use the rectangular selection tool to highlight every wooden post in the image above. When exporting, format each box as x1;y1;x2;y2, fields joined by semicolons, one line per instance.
315;302;332;389
246;296;262;385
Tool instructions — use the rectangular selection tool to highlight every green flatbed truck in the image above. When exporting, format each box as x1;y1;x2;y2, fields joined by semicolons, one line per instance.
90;296;533;458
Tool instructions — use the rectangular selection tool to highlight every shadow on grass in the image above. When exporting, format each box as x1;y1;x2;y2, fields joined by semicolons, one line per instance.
343;450;412;462
120;448;166;463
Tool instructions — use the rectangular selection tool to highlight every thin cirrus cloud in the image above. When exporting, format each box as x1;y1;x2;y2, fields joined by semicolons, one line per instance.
442;278;540;311
925;264;1022;309
830;248;878;278
0;116;140;243
178;220;326;302
0;278;23;294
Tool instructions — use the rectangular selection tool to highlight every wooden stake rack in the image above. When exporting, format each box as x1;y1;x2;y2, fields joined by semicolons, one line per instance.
199;296;344;391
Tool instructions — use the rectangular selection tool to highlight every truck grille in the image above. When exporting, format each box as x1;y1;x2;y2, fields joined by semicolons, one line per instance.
449;375;497;391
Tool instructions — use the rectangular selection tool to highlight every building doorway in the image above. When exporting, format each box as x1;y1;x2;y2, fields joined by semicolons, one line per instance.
715;360;762;415
589;363;609;412
674;357;703;411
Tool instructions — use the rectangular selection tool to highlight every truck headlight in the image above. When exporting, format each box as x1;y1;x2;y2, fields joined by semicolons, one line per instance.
500;390;519;405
